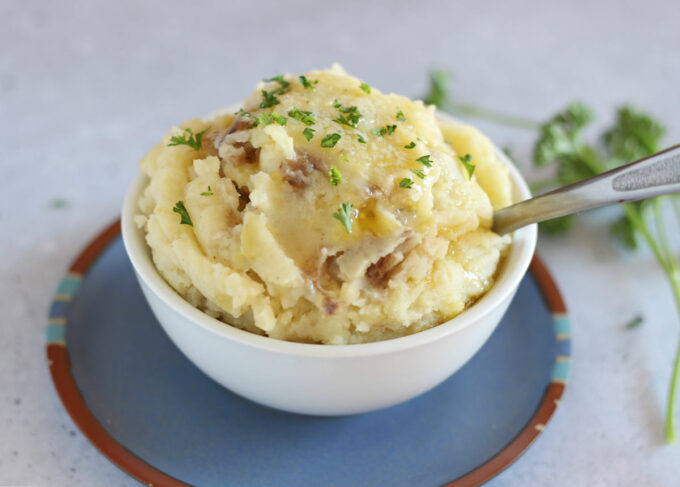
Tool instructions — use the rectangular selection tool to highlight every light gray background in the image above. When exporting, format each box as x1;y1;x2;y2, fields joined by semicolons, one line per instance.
2;1;680;485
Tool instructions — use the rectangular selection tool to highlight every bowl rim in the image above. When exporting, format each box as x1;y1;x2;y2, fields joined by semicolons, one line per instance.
121;108;537;358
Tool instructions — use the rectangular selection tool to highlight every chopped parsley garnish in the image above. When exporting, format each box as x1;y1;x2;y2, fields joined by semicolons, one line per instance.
264;75;290;92
332;100;363;127
329;166;342;186
416;154;433;167
172;201;193;226
200;186;213;196
457;153;475;178
332;202;353;234
357;134;367;144
168;128;207;151
235;108;251;118
360;82;371;94
372;125;396;137
288;107;315;126
271;111;287;126
259;90;280;109
399;178;414;188
396;109;406;122
252;112;273;127
321;133;341;148
299;75;318;90
410;168;426;179
626;315;644;330
404;141;416;149
302;128;315;141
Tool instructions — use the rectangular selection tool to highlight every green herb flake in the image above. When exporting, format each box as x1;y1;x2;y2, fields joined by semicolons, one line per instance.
332;101;363;127
168;128;208;151
626;315;644;330
259;90;280;109
386;124;397;135
235;108;251;118
50;198;69;209
329;166;343;186
360;82;371;94
416;154;433;167
264;75;290;91
396;109;406;122
252;112;273;127
271;111;287;126
457;153;475;178
200;186;214;197
321;133;341;148
302;127;315;141
399;178;414;189
332;202;354;234
172;201;193;226
372;127;386;137
357;134;367;144
404;141;416;149
410;168;426;179
288;107;316;126
299;75;318;90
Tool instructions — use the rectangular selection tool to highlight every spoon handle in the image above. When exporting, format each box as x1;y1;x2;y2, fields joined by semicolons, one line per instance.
492;144;680;235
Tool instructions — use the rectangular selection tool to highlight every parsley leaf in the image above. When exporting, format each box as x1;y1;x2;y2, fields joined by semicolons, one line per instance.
271;111;287;126
457;153;475;178
168;128;208;151
288;107;315;126
404;141;416;149
260;90;280;109
357;134;367;144
302;128;315;141
626;315;644;330
264;75;291;92
332;100;363;127
200;185;213;196
299;75;318;90
329;166;342;186
332;202;354;234
372;125;396;137
422;69;451;108
360;82;371;94
252;112;273;127
417;155;433;167
410;168;426;179
172;201;193;226
396;109;406;122
321;133;341;148
399;178;413;188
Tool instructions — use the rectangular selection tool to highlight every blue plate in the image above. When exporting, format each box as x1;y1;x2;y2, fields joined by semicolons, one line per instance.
47;222;570;487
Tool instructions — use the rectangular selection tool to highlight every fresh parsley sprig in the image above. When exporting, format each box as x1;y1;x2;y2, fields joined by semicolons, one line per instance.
332;202;354;234
168;128;207;151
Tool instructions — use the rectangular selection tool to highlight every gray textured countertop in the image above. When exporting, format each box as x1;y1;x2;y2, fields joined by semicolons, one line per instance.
2;1;680;485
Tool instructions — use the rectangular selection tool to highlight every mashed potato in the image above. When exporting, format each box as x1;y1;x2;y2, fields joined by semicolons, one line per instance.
136;66;512;344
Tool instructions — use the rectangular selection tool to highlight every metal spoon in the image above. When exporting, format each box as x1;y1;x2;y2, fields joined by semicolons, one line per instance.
492;144;680;235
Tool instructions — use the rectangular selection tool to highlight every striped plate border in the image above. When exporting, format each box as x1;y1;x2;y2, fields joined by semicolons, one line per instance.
47;220;570;487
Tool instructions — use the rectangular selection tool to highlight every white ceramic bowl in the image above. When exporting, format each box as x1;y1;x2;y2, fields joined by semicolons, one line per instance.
122;111;537;416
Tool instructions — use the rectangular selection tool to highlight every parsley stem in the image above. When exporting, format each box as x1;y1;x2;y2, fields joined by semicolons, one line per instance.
448;103;541;131
625;200;680;442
